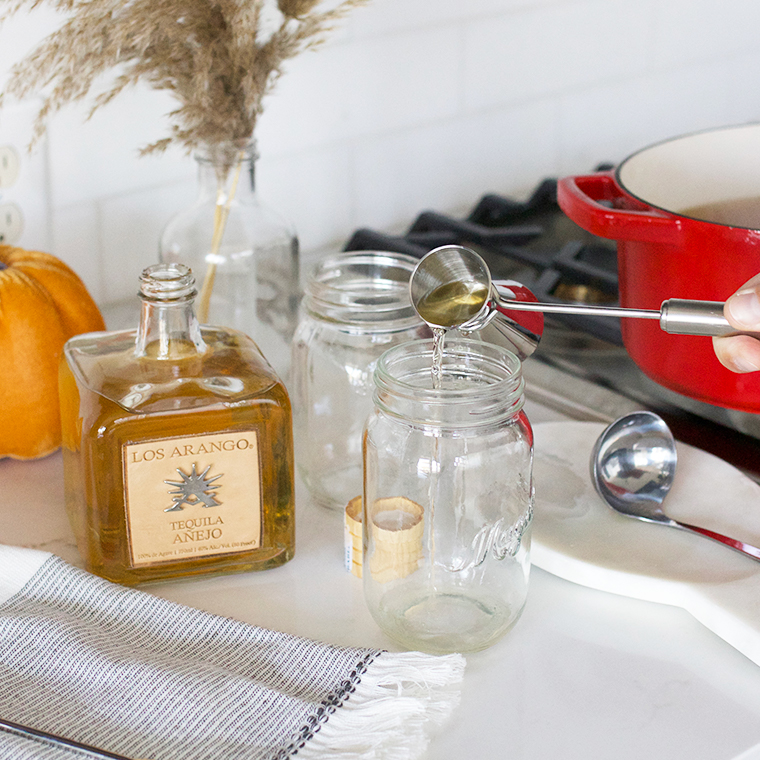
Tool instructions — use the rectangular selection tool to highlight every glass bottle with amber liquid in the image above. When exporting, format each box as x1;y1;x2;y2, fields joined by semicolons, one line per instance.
60;263;294;584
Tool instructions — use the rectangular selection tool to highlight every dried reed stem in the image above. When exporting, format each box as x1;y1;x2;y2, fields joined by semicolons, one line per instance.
196;154;245;322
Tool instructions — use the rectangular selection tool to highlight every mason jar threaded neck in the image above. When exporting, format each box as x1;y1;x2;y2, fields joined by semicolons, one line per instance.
302;251;423;333
373;338;525;428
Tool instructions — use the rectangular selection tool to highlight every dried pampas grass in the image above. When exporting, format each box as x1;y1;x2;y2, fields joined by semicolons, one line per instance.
0;0;369;154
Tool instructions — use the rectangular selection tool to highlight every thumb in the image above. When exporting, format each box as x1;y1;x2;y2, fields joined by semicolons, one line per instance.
725;274;760;329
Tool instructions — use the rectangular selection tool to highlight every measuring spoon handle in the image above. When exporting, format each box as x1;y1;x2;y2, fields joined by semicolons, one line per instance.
659;299;738;337
491;283;760;338
671;518;760;562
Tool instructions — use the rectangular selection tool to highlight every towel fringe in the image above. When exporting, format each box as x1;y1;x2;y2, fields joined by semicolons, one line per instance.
296;651;465;760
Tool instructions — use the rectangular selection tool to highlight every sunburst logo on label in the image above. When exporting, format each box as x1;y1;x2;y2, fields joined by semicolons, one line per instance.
164;464;223;512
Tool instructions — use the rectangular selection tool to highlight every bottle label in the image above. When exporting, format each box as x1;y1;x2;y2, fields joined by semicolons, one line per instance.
123;430;262;567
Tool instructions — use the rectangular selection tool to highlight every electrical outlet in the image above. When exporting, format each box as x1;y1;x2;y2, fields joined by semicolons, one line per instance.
0;101;50;250
0;146;20;188
0;202;24;244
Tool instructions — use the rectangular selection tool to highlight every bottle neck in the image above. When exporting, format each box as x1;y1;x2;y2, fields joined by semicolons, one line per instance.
135;264;206;359
195;141;257;203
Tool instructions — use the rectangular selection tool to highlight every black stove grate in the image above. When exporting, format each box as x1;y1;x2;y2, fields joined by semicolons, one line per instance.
343;177;622;344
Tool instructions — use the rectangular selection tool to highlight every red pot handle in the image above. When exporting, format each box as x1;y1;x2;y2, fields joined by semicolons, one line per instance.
557;172;683;245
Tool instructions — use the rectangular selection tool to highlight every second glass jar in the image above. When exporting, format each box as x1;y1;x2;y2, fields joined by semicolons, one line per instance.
291;252;430;511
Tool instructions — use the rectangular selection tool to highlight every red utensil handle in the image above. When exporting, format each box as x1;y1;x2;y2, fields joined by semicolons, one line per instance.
557;172;682;246
491;280;545;338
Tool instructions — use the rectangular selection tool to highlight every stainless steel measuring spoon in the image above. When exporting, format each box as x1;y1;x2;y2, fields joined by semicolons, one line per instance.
410;244;756;339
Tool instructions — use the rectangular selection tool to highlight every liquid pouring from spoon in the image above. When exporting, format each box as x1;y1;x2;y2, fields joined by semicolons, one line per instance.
590;411;760;562
410;245;755;339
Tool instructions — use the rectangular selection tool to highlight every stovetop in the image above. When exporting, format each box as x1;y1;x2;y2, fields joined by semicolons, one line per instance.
345;174;622;344
343;176;760;481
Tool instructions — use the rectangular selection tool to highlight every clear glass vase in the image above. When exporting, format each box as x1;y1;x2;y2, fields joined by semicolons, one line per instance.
159;141;299;380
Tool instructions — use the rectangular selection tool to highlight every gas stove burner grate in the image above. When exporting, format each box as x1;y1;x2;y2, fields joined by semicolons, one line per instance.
344;177;622;344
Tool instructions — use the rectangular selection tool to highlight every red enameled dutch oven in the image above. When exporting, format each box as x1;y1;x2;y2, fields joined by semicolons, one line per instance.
557;123;760;413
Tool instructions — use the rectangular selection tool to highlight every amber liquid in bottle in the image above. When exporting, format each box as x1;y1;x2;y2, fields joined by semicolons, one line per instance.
60;264;294;585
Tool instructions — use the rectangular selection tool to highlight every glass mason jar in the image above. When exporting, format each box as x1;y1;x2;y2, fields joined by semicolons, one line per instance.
363;338;533;654
160;140;299;381
291;252;430;511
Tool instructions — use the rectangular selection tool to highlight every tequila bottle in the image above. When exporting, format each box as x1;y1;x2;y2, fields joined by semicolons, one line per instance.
60;263;294;584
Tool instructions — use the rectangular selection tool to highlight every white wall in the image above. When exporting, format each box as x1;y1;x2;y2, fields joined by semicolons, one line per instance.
2;0;760;314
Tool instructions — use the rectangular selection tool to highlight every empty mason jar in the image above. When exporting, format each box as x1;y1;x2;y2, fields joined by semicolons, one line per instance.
291;252;430;511
363;338;533;654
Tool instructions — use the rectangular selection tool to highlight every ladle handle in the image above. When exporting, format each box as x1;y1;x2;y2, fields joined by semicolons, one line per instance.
671;518;760;562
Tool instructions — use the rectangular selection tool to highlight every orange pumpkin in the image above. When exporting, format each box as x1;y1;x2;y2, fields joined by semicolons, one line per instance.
0;244;105;460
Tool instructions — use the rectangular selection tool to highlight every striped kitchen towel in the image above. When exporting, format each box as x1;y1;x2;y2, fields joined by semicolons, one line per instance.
0;545;464;760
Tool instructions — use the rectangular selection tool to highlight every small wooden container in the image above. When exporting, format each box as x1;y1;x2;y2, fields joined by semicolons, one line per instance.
344;495;424;582
344;496;363;578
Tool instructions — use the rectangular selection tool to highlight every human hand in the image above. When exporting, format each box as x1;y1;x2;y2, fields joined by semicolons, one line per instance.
713;274;760;372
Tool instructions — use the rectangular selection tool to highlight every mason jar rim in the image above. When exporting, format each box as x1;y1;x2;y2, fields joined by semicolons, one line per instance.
373;337;525;425
302;251;423;332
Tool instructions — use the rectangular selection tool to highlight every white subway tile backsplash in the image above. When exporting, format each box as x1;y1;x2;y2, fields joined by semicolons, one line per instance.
51;200;102;301
347;0;547;38
256;143;354;253
652;0;760;69
559;50;760;176
462;0;652;112
345;26;462;134
643;59;760;139
100;182;197;303
1;0;760;305
259;24;462;155
352;99;559;233
255;47;354;156
47;86;195;208
558;77;666;174
0;7;60;91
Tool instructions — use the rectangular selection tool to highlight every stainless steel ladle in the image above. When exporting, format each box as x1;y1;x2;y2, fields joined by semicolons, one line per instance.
590;411;760;562
410;245;754;349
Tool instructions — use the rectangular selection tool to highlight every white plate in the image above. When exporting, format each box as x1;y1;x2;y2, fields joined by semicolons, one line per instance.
532;420;760;667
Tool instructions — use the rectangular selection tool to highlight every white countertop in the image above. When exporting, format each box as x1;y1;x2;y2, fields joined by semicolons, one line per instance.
4;397;760;760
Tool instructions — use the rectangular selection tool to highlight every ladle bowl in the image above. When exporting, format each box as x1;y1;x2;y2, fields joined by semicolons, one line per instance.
590;411;760;562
